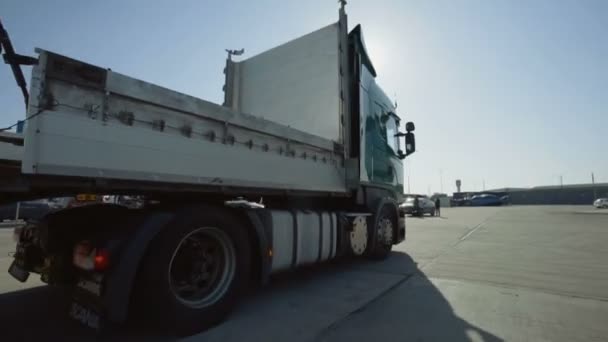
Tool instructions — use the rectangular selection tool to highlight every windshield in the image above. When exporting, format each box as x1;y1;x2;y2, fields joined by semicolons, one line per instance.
386;115;398;154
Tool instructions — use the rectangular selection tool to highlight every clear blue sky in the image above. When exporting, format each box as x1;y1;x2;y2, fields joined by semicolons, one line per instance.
1;0;606;194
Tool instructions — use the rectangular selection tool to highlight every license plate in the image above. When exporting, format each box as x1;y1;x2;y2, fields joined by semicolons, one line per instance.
69;301;101;330
8;260;29;282
77;278;102;296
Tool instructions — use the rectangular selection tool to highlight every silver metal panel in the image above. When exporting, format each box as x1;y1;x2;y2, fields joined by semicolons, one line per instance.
358;68;374;183
23;112;346;192
295;211;321;265
106;71;336;152
269;210;338;274
0;144;22;162
0;133;23;162
320;212;333;261
270;211;294;272
233;24;342;142
21;50;348;194
330;213;337;258
22;50;47;173
338;6;351;158
0;131;23;143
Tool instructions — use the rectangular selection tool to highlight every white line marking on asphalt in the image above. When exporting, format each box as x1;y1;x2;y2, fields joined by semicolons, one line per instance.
460;223;484;241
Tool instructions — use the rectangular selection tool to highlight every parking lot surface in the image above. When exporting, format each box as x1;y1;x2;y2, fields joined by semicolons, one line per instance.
1;206;607;341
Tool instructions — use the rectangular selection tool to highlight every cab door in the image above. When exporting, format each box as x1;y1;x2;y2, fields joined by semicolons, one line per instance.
365;102;401;185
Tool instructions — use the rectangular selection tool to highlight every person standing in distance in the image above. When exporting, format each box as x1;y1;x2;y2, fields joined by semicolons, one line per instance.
413;196;421;217
435;197;441;217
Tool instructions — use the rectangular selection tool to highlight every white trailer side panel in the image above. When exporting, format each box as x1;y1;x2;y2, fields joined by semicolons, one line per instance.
24;112;345;192
230;23;341;143
20;50;347;195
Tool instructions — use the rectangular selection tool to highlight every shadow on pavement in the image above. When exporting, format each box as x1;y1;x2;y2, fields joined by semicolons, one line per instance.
319;251;503;342
0;285;167;341
0;252;501;341
0;285;76;341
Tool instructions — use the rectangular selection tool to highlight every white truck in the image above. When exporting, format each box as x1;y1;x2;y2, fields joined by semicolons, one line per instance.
0;4;416;335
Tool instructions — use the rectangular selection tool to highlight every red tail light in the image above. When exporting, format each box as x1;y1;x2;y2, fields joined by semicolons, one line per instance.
93;249;110;271
73;241;110;271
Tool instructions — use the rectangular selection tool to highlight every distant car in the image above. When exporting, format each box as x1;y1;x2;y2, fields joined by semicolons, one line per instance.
47;197;73;210
400;195;437;216
470;194;503;206
451;197;466;207
117;195;145;209
594;198;608;209
0;200;52;221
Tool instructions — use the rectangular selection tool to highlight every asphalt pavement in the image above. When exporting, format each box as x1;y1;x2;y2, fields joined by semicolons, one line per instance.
0;206;607;341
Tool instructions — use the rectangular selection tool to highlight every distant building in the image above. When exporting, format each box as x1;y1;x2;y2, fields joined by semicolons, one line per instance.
459;183;608;205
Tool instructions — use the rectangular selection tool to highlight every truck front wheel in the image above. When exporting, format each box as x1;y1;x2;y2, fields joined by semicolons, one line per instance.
136;208;251;336
367;206;395;260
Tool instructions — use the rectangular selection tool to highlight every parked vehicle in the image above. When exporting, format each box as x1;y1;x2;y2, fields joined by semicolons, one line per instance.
47;197;73;210
51;195;103;209
400;195;436;216
594;198;608;208
451;197;466;207
0;5;416;336
102;195;144;209
470;194;503;206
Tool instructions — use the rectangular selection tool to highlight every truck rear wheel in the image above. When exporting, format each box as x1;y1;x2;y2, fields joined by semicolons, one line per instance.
136;208;251;336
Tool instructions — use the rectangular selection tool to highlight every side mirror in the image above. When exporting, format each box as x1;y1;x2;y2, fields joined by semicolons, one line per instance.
405;121;415;132
395;122;416;159
404;132;415;156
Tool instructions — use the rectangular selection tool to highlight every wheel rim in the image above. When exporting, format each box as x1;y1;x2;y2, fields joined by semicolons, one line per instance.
168;227;236;308
377;217;394;246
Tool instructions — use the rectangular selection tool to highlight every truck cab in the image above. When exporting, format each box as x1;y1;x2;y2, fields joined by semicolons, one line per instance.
350;25;414;203
362;76;404;192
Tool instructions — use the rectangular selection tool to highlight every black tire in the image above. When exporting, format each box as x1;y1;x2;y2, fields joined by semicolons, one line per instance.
367;206;395;260
135;207;251;336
